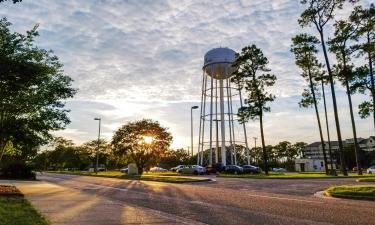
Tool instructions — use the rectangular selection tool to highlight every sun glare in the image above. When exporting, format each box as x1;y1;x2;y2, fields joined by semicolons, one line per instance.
143;136;153;144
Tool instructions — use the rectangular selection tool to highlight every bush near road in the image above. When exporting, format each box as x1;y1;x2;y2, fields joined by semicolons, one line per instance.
357;178;375;182
325;185;375;200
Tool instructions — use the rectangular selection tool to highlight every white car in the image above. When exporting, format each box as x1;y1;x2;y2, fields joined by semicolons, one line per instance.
149;167;167;172
171;165;186;172
272;167;287;172
367;166;375;174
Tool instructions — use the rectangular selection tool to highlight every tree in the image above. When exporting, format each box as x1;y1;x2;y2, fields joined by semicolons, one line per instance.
158;148;191;169
298;0;356;175
231;45;276;175
291;34;330;174
328;19;362;174
0;18;76;163
293;142;308;158
0;0;22;3
350;4;375;128
111;119;172;174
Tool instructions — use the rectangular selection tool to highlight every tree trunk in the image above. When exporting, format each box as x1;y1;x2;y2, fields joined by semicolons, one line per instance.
319;30;347;176
345;77;362;175
259;112;269;175
321;80;336;175
367;32;375;131
308;69;328;175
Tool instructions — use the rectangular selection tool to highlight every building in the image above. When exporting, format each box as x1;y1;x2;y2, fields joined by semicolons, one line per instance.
295;158;326;172
295;136;375;172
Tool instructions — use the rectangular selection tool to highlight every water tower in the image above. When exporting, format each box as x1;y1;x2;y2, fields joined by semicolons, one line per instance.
197;47;250;166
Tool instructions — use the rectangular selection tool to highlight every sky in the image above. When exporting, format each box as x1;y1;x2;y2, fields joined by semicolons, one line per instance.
1;0;374;151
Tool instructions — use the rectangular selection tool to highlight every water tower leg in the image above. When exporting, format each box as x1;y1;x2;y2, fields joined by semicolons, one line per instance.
228;81;237;165
226;79;234;165
209;74;213;166
239;88;250;165
200;74;208;166
197;73;205;166
219;79;226;166
215;80;219;164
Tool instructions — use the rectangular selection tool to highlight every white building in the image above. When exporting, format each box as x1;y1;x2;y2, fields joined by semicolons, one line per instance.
295;158;326;172
295;136;374;172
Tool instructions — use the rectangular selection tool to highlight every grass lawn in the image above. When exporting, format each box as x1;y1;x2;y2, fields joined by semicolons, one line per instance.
48;171;211;183
357;177;375;182
325;185;375;200
218;172;375;179
0;196;50;225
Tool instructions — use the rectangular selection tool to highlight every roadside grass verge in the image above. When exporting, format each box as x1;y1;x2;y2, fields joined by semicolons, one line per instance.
325;185;375;200
0;186;50;225
357;177;375;182
48;171;211;183
218;172;375;179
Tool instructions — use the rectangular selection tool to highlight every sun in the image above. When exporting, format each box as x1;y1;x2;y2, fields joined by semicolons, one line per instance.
143;136;154;144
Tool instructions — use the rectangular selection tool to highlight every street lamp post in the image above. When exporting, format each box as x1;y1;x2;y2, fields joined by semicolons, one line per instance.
94;117;101;174
191;106;199;157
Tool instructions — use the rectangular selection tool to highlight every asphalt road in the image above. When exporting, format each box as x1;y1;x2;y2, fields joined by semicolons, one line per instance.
39;173;375;225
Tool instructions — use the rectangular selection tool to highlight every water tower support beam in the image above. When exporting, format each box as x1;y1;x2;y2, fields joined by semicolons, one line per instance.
219;78;226;166
228;80;237;165
215;80;219;164
197;72;206;165
200;73;208;165
239;87;250;165
209;72;213;166
226;79;234;165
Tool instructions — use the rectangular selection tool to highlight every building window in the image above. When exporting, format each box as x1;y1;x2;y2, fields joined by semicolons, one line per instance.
321;162;324;167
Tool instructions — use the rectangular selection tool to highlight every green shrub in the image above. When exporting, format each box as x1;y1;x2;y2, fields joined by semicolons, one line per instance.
0;161;36;180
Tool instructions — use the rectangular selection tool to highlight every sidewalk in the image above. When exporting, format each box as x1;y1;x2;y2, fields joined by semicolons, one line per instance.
0;179;196;225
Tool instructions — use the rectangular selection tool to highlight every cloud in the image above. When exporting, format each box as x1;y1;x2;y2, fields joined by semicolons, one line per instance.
1;0;373;149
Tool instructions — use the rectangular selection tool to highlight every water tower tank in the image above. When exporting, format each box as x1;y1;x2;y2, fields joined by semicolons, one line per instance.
203;47;236;80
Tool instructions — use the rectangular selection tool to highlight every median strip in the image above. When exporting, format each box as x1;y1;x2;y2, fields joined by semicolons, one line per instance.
48;171;212;183
325;185;375;201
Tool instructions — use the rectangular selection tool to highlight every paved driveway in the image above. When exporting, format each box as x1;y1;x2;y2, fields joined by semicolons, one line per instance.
4;173;375;225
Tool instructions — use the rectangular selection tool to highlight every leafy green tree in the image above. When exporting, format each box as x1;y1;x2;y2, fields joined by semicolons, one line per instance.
293;142;308;158
231;45;276;175
158;148;191;169
111;119;172;174
0;0;22;3
350;4;375;127
0;18;76;163
291;34;329;174
328;19;362;174
298;0;356;175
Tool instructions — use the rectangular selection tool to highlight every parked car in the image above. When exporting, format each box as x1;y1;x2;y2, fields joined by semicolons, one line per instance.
272;167;287;172
215;163;225;172
171;165;186;172
242;165;261;174
352;167;364;172
120;168;128;173
179;165;206;175
149;167;167;172
367;166;375;174
97;168;106;172
224;165;243;174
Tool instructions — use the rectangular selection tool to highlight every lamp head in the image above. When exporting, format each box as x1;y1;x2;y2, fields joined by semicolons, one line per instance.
191;106;199;109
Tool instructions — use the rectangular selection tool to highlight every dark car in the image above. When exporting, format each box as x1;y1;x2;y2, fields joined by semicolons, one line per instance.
215;163;226;172
224;165;243;174
242;165;261;174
